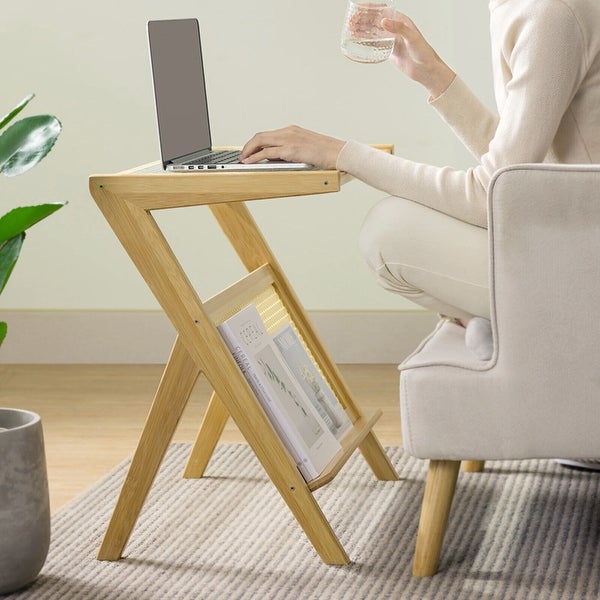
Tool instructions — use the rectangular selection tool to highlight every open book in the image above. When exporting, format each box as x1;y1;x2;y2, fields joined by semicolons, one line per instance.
218;305;341;482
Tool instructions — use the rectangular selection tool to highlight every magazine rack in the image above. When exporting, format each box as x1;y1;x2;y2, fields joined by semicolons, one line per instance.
89;151;399;565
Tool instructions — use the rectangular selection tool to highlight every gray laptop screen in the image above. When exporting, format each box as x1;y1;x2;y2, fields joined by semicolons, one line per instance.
148;19;211;165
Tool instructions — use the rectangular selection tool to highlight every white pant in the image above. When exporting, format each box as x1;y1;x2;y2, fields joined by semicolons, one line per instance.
359;196;490;320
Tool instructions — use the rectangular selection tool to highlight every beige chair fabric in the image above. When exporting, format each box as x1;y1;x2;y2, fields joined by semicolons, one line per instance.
398;163;600;575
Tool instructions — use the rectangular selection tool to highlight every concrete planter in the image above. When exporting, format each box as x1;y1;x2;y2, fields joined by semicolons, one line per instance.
0;408;50;594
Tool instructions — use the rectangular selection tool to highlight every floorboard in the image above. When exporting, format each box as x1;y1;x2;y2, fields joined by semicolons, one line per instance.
0;364;402;513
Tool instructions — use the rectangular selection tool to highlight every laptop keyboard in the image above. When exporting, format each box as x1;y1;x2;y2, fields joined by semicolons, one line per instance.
189;150;241;165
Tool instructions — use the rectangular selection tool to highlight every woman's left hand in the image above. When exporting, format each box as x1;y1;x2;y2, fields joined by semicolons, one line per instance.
240;125;346;170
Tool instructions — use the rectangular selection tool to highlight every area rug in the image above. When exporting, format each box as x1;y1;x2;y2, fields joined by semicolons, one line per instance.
5;444;600;599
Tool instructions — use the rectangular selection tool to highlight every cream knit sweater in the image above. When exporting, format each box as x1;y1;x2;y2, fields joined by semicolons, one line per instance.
336;0;600;228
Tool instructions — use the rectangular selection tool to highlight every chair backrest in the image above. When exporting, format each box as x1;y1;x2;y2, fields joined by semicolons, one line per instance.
488;163;600;384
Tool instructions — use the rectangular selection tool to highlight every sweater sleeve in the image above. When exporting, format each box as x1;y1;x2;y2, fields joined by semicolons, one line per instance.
337;140;489;227
337;1;587;228
429;76;499;161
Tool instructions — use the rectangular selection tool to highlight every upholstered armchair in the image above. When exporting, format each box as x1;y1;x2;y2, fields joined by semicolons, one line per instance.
398;163;600;576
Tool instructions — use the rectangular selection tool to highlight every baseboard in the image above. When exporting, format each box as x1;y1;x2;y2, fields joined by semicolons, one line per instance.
0;310;438;364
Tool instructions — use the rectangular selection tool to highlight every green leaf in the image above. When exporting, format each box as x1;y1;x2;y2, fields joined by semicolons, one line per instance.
0;115;61;177
0;94;35;131
0;203;65;244
0;321;6;345
0;233;25;295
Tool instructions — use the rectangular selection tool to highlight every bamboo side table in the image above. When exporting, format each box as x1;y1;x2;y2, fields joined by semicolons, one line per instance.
89;156;398;565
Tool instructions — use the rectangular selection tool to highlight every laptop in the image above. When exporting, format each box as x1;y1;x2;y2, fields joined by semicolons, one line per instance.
147;18;312;172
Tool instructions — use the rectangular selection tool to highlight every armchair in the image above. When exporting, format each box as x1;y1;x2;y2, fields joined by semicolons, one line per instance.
398;163;600;576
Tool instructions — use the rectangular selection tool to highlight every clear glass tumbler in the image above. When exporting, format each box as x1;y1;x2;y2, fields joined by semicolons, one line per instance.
341;1;396;64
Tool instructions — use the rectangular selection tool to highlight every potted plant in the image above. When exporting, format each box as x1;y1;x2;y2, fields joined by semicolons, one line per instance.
0;94;64;594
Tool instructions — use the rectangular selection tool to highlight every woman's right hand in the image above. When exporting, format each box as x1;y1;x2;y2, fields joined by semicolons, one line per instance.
382;13;456;99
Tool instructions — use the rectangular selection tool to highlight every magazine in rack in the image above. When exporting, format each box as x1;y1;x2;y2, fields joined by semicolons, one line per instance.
218;305;342;482
273;324;352;440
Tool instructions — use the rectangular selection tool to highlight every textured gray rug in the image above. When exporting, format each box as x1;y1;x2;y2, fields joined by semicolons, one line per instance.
5;443;600;599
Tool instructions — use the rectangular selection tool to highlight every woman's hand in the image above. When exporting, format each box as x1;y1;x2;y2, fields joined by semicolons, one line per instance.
382;13;455;99
240;125;346;170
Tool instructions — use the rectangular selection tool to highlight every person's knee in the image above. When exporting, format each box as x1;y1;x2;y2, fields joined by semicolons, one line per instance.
357;196;490;319
358;196;403;270
357;196;426;299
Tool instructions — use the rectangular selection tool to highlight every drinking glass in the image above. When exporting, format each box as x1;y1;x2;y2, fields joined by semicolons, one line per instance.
340;1;396;64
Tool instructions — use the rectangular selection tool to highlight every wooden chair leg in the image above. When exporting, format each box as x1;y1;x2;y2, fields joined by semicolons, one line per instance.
462;460;485;473
413;460;460;577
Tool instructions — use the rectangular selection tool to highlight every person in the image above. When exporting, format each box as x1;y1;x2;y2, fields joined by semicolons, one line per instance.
242;0;600;471
241;0;600;332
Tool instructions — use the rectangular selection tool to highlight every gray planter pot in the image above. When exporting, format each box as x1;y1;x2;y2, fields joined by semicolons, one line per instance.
0;408;50;595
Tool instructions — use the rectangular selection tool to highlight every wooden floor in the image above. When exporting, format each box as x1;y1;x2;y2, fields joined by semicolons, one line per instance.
0;363;402;514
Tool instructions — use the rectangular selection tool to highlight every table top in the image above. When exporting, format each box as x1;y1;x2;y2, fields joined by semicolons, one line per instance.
89;143;392;209
89;161;347;210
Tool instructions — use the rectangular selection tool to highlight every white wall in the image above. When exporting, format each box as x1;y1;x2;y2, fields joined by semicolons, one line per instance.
0;1;493;316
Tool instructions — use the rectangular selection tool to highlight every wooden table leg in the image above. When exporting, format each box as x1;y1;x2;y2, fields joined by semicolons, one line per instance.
278;478;350;565
97;336;200;560
183;392;230;478
359;430;400;481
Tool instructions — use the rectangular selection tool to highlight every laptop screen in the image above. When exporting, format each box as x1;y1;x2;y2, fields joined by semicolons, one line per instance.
148;19;212;165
